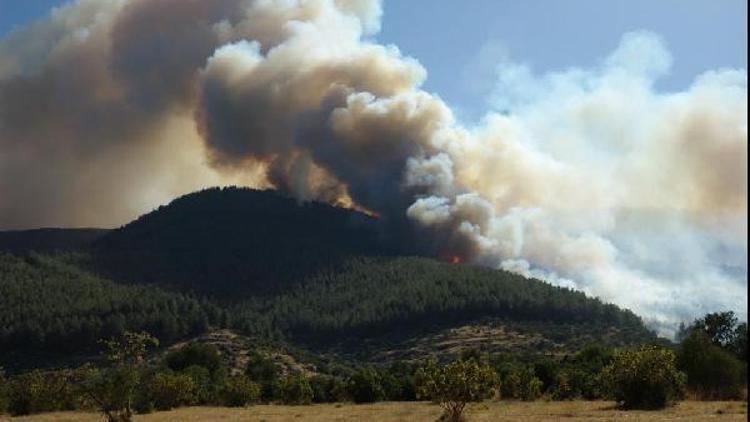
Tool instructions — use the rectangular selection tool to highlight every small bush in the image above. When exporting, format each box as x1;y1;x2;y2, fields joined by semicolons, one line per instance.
275;374;313;405
347;368;386;403
600;346;686;409
182;365;216;405
380;363;417;401
415;359;498;422
148;371;195;410
310;375;348;403
7;370;79;416
551;369;575;400
245;350;281;401
222;375;260;407
499;366;542;401
165;343;222;375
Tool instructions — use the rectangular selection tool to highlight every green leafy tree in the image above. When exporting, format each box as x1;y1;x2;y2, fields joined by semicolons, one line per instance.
731;322;747;361
699;312;739;347
683;312;747;361
415;359;498;422
74;331;158;422
677;331;744;399
275;374;313;405
600;346;686;409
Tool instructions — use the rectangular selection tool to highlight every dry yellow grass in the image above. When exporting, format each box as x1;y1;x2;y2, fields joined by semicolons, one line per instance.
3;401;747;422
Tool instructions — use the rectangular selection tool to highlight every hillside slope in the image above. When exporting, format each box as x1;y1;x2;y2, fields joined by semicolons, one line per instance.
230;256;654;348
91;187;397;297
0;187;658;371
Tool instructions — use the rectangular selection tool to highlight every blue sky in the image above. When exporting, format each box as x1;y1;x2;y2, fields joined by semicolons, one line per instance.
1;0;747;118
377;0;747;119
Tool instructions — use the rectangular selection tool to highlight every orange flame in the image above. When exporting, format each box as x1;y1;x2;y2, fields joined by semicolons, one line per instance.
450;255;462;265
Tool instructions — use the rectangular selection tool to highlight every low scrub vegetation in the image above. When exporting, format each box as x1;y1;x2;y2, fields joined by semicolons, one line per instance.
0;311;746;421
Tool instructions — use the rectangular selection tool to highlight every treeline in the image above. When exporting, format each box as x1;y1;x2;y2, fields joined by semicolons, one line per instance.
0;253;656;368
231;257;654;343
0;253;225;365
1;315;746;419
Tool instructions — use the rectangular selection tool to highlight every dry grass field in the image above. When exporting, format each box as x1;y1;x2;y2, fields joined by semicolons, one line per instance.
3;401;747;422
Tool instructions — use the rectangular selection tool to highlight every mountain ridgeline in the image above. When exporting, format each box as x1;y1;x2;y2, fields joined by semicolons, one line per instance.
0;187;656;369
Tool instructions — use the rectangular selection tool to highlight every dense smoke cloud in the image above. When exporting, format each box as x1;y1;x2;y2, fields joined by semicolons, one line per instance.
0;0;746;334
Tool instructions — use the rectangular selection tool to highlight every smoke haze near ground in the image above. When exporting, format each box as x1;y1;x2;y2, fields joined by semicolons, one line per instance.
0;0;746;335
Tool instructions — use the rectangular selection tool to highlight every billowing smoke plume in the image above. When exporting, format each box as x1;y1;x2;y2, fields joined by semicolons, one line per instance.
0;0;746;334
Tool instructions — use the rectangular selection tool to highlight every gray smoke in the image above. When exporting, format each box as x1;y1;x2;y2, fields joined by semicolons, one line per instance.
0;0;746;335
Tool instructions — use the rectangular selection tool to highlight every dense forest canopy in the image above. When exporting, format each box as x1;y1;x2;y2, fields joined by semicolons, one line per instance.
1;187;658;371
91;187;400;297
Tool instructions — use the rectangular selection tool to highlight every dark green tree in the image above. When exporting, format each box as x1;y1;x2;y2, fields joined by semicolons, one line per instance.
600;346;686;409
347;367;386;404
677;331;744;399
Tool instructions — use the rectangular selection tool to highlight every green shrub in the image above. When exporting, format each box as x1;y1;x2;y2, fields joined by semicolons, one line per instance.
600;346;686;409
551;369;575;400
330;376;350;402
182;365;216;405
222;375;261;407
347;367;386;403
309;375;348;403
499;366;541;401
8;370;78;416
165;343;222;375
380;363;417;401
678;331;745;399
148;371;195;410
415;359;498;422
245;350;281;401
515;366;542;401
275;374;313;405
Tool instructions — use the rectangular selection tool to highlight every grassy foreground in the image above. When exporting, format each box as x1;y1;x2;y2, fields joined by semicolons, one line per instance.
3;401;747;422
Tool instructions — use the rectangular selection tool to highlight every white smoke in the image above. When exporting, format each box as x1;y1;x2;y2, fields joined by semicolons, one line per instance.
0;0;745;335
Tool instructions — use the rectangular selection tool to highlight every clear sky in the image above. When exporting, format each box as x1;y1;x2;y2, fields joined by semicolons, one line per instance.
1;0;747;119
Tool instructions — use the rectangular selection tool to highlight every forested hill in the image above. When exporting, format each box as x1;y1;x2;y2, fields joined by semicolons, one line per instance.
0;186;658;370
91;187;400;297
